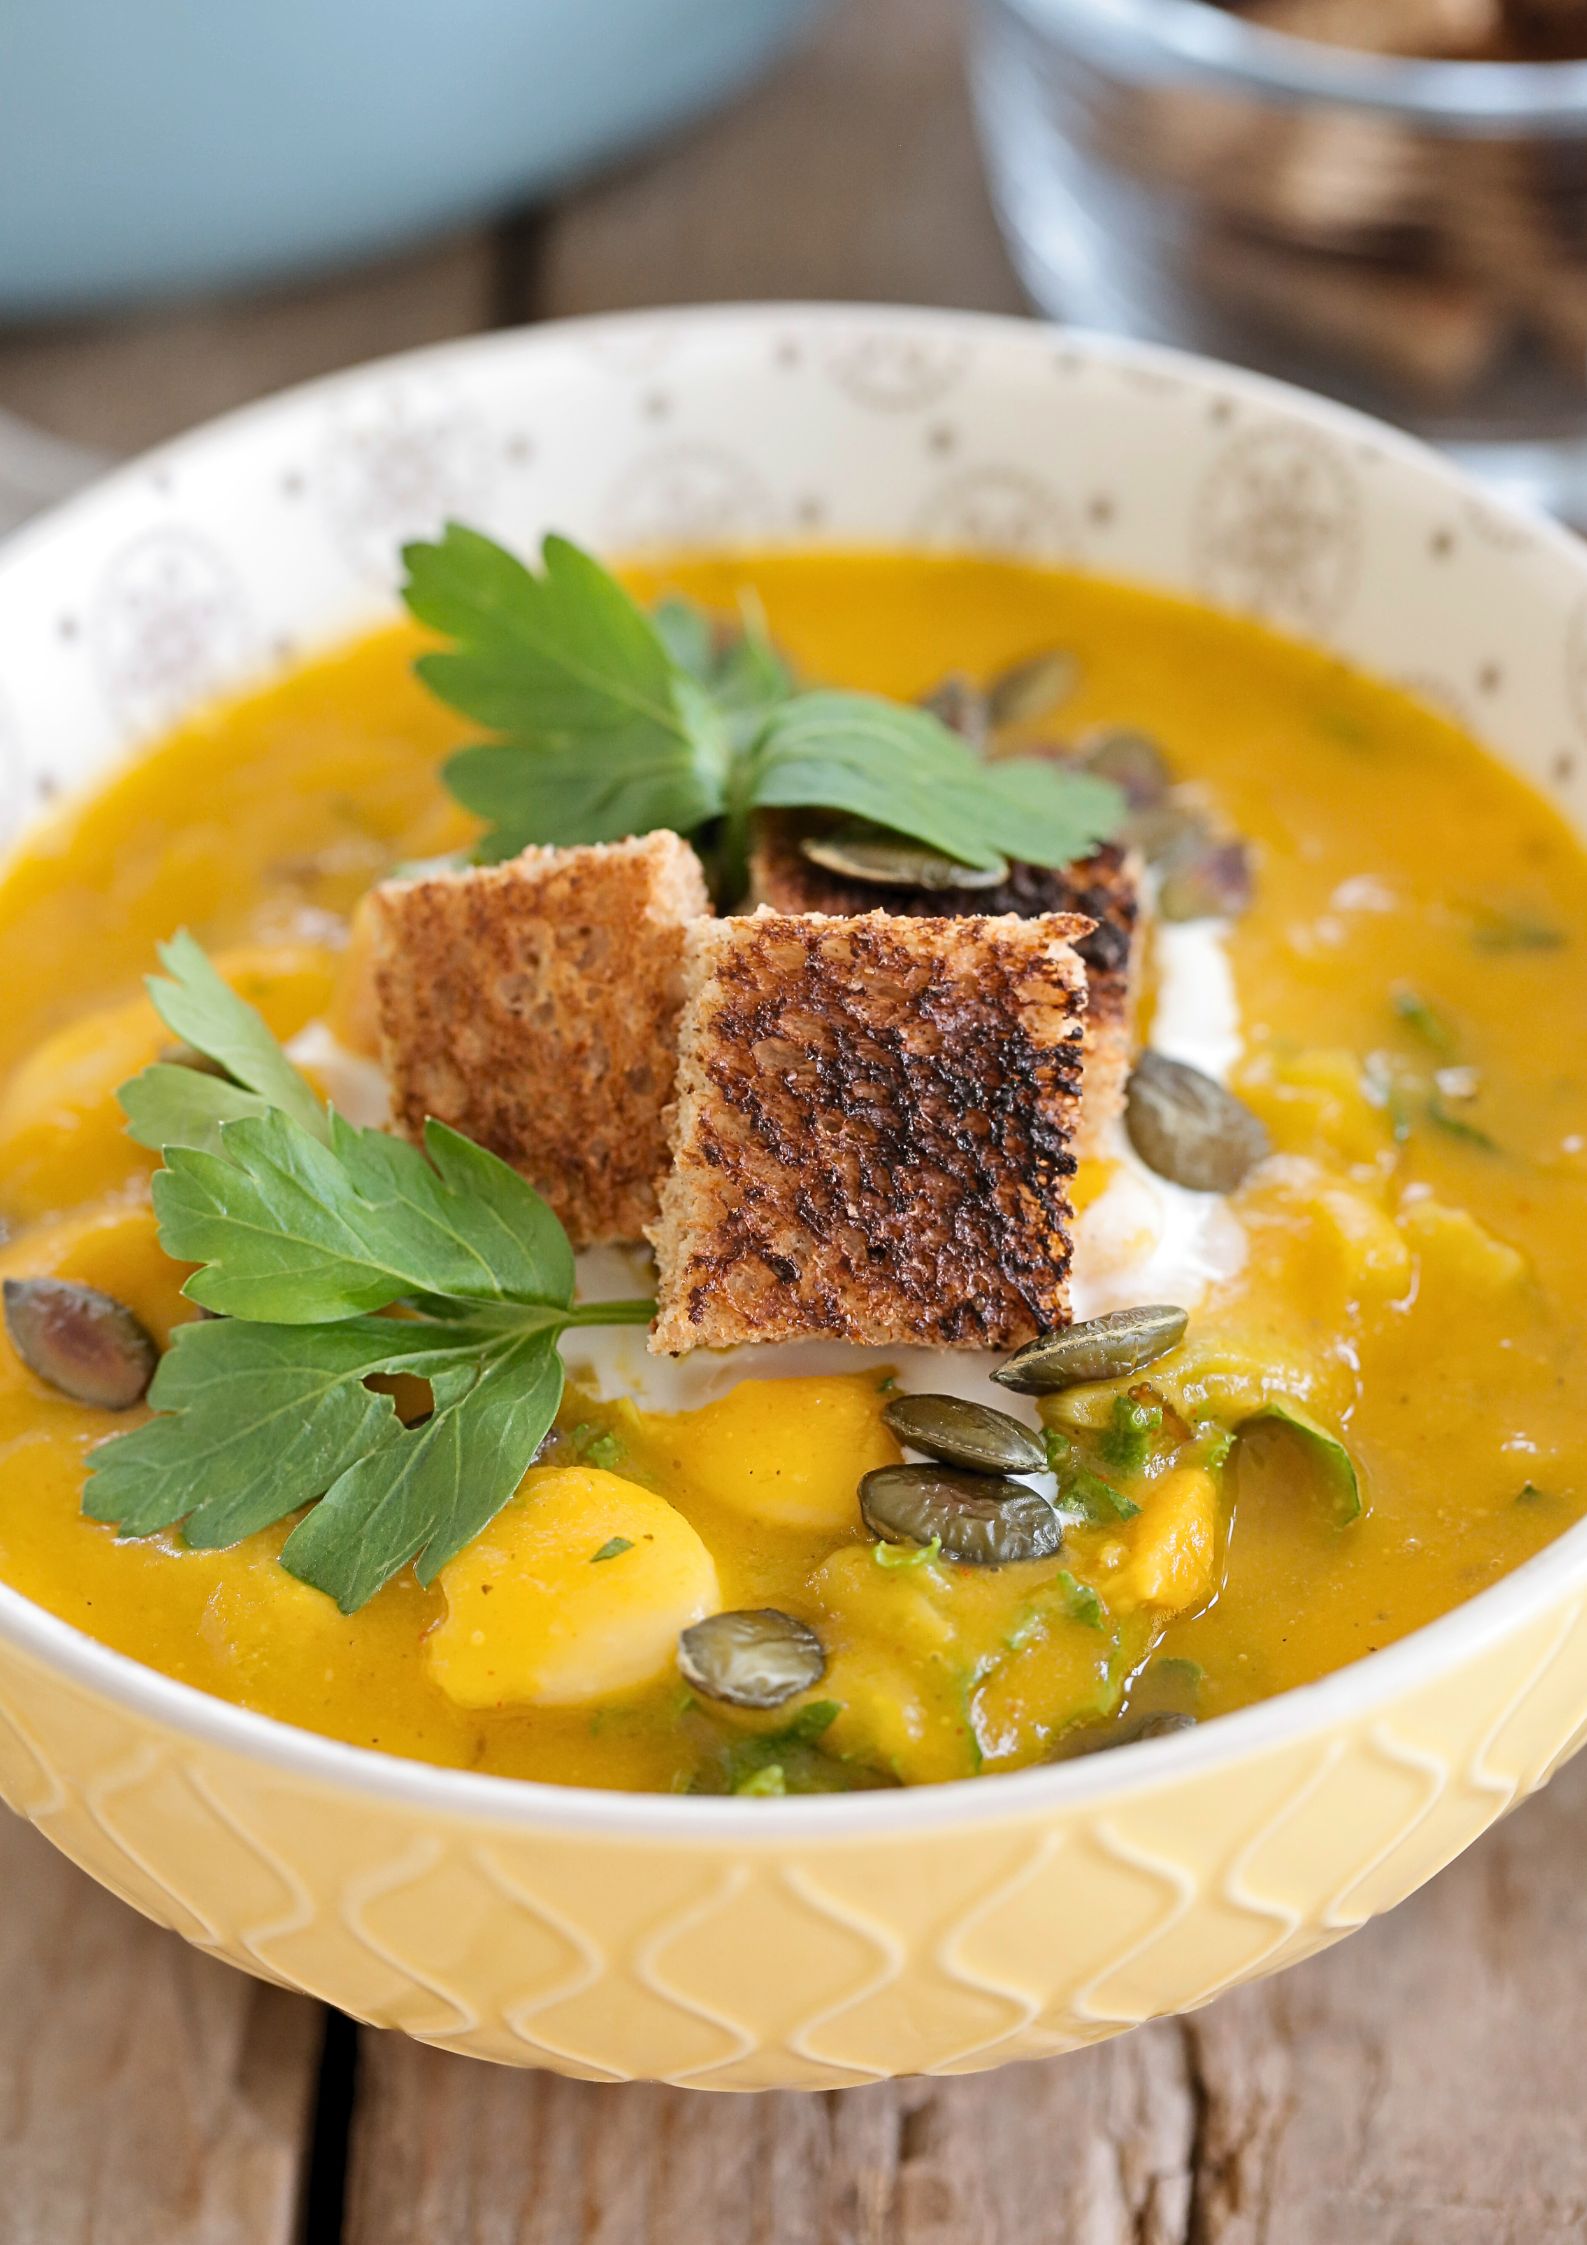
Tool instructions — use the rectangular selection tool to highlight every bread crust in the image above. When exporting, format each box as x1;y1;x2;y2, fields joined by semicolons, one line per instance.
370;831;711;1247
748;813;1140;1157
648;908;1090;1355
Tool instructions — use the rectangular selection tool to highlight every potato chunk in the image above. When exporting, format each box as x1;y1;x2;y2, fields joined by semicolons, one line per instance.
427;1466;718;1709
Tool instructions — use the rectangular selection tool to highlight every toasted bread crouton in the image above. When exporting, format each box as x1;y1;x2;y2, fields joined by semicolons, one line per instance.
748;813;1140;1158
370;831;711;1247
648;908;1090;1355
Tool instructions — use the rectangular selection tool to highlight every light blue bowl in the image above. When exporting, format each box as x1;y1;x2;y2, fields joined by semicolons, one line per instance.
0;0;824;315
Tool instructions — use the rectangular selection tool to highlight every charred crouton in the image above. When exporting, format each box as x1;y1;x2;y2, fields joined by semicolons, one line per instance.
370;831;711;1247
748;812;1140;1157
648;908;1090;1355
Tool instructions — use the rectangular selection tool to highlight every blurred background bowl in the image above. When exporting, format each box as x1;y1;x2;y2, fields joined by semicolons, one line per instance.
0;0;826;316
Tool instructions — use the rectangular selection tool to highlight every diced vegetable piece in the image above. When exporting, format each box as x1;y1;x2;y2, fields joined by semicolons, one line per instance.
428;1467;718;1708
1239;1402;1362;1526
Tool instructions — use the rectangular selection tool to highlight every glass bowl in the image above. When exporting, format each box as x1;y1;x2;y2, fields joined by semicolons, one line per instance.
972;0;1587;517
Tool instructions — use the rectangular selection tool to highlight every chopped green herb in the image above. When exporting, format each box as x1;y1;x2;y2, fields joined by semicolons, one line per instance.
590;1536;634;1563
734;1764;787;1797
1427;1089;1499;1152
779;1700;843;1745
1056;1464;1141;1525
1363;1054;1414;1146
401;527;1125;883
90;937;655;1613
697;1700;874;1797
570;1422;626;1472
1392;983;1458;1058
1466;903;1566;954
1517;1481;1548;1504
1042;1424;1072;1474
1192;1421;1238;1472
876;1374;899;1394
1099;1391;1164;1476
1315;706;1372;751
1057;1569;1106;1630
874;1533;943;1569
1151;1655;1205;1694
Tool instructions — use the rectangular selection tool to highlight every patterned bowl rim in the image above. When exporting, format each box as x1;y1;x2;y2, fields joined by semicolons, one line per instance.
1;300;1584;1839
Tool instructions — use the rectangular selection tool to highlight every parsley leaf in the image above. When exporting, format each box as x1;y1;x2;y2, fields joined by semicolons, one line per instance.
143;933;328;1142
401;527;1125;878
90;936;653;1611
149;1109;576;1323
748;692;1121;873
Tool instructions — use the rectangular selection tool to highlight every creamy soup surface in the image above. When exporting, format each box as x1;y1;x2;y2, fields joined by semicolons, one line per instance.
0;550;1584;1793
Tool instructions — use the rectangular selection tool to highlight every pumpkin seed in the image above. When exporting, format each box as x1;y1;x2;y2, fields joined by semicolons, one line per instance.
882;1392;1045;1476
2;1277;158;1410
993;1304;1189;1394
987;648;1078;731
678;1609;826;1710
1126;795;1212;871
1157;837;1254;923
1125;1051;1270;1193
919;671;990;747
859;1465;1060;1566
800;826;1009;891
1080;726;1171;808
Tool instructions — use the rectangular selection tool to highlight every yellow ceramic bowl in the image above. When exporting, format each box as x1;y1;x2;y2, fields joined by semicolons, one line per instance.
1;308;1585;2087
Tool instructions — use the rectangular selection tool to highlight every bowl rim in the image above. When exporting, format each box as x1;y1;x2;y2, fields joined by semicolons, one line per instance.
2;297;1585;1841
994;0;1587;121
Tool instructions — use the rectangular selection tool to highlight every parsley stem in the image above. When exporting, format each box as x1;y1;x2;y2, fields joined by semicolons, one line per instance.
565;1298;658;1327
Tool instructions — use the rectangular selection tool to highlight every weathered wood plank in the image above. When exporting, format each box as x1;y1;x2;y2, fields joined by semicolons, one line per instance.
0;232;499;457
535;0;1022;318
340;1753;1587;2245
0;1810;323;2245
342;2014;1195;2245
1183;1745;1587;2245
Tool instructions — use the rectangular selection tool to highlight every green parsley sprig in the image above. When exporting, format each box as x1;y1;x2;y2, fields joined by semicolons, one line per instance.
87;935;652;1612
401;526;1125;884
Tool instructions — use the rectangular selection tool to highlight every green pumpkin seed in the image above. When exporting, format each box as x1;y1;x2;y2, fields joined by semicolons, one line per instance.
993;1304;1189;1394
859;1465;1060;1566
678;1609;826;1710
987;648;1079;731
3;1277;158;1410
882;1392;1045;1476
800;826;1009;891
1126;1051;1270;1194
919;671;990;747
1124;796;1209;872
1158;838;1254;923
1080;726;1171;808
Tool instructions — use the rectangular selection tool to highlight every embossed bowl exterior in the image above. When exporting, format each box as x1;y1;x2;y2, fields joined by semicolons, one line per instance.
0;308;1585;2086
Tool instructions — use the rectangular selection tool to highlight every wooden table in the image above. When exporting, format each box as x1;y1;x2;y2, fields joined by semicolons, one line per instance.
2;3;1583;2237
